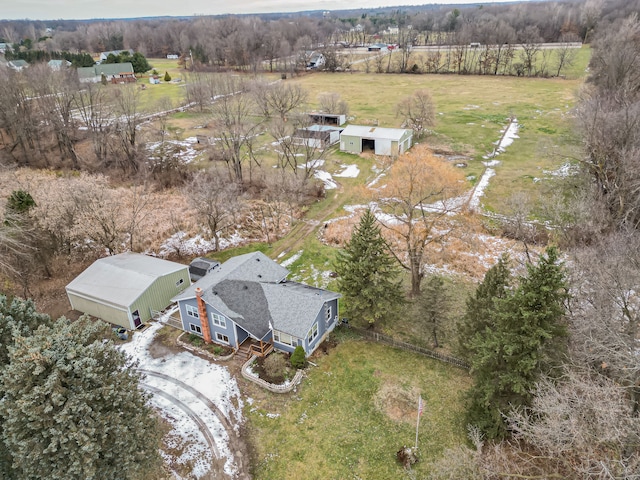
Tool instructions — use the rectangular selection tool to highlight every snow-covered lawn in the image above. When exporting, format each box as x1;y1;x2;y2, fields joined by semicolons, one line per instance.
120;320;243;479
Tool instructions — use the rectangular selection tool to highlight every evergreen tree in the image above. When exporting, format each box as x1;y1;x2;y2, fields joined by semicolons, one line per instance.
0;296;53;477
6;190;36;216
417;275;451;348
465;247;569;438
456;255;511;360
164;70;171;82
334;209;404;326
131;52;151;74
0;311;162;479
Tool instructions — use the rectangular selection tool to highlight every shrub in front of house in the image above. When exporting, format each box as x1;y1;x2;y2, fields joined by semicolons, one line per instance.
290;345;306;369
260;352;291;383
188;333;203;346
164;71;171;82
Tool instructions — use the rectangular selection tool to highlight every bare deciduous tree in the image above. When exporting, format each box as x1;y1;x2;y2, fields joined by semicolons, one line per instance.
377;145;467;296
317;92;349;115
210;75;262;184
111;85;142;173
396;89;436;139
184;169;241;251
73;82;112;166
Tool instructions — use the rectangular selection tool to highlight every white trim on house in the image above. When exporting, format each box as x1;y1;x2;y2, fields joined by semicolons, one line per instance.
216;332;230;344
273;330;296;346
307;322;319;343
189;323;202;335
211;313;226;328
186;304;199;318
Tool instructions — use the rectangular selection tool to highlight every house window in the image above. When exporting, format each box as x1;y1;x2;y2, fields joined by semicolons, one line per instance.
186;304;199;318
189;323;202;335
308;323;319;343
326;304;332;320
216;332;229;344
176;278;184;287
274;330;294;346
211;313;226;328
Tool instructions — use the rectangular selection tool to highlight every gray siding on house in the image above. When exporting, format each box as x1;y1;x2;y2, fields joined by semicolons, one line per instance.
177;298;237;347
305;298;339;354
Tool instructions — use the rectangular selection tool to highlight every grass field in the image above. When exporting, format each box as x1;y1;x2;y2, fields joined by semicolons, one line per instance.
246;332;472;480
290;60;587;214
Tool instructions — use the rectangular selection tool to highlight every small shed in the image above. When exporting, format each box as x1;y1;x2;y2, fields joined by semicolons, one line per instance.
66;253;190;329
189;257;220;282
307;112;347;126
292;124;343;149
340;125;413;156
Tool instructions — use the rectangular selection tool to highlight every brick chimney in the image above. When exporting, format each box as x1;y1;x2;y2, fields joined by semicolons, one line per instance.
195;287;212;344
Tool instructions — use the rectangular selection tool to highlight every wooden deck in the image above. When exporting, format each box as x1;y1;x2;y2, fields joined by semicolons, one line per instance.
237;339;273;360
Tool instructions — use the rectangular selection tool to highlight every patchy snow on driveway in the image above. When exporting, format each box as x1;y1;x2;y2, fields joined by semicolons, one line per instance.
468;168;496;211
120;321;243;479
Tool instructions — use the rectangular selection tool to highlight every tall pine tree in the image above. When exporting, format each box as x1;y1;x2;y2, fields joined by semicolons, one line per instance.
465;248;569;438
334;209;404;326
456;255;512;361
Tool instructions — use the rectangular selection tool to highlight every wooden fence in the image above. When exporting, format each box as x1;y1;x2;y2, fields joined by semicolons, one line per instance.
347;326;470;371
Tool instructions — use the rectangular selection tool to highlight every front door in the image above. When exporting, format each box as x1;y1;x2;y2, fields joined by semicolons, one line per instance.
132;310;142;329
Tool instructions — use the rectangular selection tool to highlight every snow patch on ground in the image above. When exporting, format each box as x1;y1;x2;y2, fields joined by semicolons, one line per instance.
533;163;580;182
334;164;360;178
280;250;303;268
468;168;496;211
146;138;200;164
156;231;245;258
297;159;325;170
120;322;243;478
314;170;338;190
367;172;386;187
483;119;519;159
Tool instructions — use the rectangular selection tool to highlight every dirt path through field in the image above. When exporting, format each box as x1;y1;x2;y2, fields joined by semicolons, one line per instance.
270;186;344;259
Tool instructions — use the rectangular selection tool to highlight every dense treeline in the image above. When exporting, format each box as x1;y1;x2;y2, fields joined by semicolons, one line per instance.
0;0;637;72
4;49;95;66
426;11;640;478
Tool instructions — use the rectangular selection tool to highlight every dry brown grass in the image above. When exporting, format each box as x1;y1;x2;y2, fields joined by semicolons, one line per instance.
373;374;422;425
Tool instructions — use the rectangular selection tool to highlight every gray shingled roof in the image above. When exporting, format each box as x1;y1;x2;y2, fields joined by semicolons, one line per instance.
173;251;288;303
213;280;273;338
263;281;341;339
172;251;340;339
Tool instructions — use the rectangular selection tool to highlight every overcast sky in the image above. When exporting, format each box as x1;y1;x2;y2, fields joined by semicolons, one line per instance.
4;0;525;21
